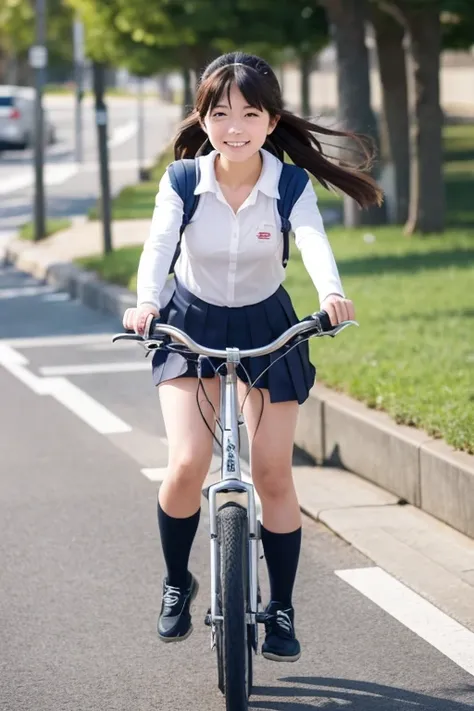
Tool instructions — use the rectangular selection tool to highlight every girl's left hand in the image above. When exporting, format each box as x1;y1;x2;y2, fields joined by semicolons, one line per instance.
320;294;355;326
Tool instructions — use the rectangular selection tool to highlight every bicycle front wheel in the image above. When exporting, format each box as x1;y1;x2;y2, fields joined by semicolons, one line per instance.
217;502;250;711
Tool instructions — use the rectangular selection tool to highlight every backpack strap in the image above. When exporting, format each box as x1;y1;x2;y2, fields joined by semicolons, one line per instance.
167;159;201;272
276;163;309;267
168;159;201;234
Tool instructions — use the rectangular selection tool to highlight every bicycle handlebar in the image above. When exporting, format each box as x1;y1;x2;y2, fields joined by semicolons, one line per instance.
112;311;358;358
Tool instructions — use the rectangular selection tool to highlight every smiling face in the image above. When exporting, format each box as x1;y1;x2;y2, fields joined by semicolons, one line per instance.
194;61;282;164
202;83;278;163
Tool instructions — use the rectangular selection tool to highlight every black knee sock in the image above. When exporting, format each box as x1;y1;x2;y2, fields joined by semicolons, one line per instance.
157;501;201;589
261;525;302;608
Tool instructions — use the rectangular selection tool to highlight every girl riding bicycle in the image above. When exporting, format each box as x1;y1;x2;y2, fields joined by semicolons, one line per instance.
123;52;382;662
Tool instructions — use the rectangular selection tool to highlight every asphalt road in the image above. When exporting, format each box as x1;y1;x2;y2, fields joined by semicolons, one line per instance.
1;265;474;711
0;95;180;235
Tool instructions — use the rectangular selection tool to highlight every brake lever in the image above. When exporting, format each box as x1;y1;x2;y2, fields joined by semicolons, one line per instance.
112;332;144;343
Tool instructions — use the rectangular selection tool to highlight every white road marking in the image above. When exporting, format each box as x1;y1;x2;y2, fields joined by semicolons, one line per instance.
0;121;136;196
85;341;134;351
0;172;33;195
2;333;115;348
336;566;474;678
108;121;138;148
141;467;168;481
44;163;78;187
39;361;149;376
0;163;79;196
46;377;131;434
0;343;131;434
42;292;70;302
0;285;56;299
0;343;49;394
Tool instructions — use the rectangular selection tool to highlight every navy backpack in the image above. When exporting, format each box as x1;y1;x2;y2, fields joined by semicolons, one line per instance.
166;158;309;274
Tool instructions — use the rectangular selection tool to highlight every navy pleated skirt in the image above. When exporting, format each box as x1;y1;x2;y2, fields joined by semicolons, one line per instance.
151;280;315;404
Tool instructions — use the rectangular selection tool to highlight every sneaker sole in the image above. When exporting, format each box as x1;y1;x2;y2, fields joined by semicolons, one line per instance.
158;578;200;644
262;650;301;663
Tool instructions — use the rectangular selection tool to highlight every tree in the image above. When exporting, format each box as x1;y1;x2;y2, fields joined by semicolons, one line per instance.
240;2;330;116
381;0;444;234
441;1;474;49
0;0;75;84
370;4;410;224
320;0;386;226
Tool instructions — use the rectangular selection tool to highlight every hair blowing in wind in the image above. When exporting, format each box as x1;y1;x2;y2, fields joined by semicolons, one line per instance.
172;52;384;210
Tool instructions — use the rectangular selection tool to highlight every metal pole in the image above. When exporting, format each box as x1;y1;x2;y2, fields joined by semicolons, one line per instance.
137;77;147;181
32;0;47;241
92;61;112;254
73;18;85;163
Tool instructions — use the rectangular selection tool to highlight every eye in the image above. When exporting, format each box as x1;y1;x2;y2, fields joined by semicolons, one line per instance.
211;111;226;118
246;111;260;118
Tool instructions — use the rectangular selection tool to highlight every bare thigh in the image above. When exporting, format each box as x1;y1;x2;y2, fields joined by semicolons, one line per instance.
159;376;220;480
237;383;298;491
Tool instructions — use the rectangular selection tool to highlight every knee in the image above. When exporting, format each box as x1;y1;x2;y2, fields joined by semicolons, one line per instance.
168;449;212;487
252;458;294;501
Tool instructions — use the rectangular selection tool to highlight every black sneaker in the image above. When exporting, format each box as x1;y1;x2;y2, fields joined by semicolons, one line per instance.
262;601;301;662
157;573;199;642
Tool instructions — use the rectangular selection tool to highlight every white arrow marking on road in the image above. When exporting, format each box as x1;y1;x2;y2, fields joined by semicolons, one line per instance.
336;566;474;678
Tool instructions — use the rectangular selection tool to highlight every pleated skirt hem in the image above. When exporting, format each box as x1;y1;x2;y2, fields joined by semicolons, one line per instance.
151;280;316;405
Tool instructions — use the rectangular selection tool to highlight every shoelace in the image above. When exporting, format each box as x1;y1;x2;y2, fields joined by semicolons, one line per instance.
267;609;294;638
163;584;181;609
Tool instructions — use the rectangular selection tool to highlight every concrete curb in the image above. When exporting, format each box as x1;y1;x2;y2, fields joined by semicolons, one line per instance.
295;384;474;539
4;238;474;540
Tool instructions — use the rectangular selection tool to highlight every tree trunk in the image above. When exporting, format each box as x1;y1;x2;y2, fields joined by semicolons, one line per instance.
300;51;311;117
182;66;193;119
371;5;410;224
191;45;220;83
403;5;444;234
323;0;386;226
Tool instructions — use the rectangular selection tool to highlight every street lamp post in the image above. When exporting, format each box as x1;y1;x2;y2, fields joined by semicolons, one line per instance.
73;18;85;163
30;0;47;241
92;61;112;254
137;76;148;181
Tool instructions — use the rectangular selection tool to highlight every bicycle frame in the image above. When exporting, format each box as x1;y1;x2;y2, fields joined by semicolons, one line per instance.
207;348;260;644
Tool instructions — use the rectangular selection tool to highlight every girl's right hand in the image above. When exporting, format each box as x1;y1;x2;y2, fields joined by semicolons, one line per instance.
122;304;160;336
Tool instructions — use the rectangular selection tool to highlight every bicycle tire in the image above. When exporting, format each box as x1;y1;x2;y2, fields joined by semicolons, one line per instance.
216;609;253;697
217;502;250;711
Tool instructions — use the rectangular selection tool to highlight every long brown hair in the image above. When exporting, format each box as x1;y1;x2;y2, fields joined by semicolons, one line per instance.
173;52;383;209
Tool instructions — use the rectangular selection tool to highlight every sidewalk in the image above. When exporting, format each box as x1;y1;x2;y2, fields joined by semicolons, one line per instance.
5;220;474;630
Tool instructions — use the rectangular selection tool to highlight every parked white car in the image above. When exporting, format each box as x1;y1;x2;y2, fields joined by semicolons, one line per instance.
0;85;56;150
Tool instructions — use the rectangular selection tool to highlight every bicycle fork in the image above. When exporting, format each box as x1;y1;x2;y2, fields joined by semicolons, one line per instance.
204;353;262;649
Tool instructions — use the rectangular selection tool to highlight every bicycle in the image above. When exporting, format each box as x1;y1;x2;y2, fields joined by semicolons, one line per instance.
113;309;356;711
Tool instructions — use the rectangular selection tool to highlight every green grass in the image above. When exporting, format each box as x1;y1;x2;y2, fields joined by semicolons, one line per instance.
88;149;171;220
44;84;158;99
77;246;141;292
286;227;474;454
79;124;474;453
19;218;72;241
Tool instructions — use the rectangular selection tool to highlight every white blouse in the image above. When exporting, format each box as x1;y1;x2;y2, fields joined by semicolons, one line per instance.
136;148;344;310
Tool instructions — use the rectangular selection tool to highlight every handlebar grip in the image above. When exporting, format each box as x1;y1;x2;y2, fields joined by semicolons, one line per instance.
149;316;162;338
312;310;333;332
